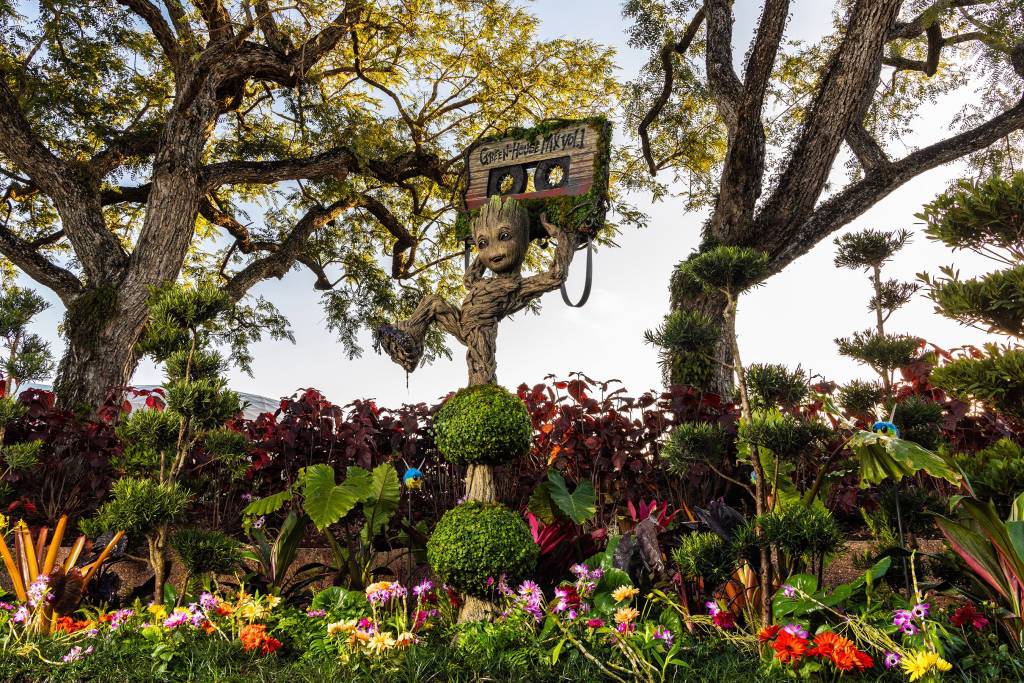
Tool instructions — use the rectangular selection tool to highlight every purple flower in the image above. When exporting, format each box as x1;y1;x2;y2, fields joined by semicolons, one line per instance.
782;623;808;639
27;574;51;607
110;608;134;630
12;606;29;624
705;600;720;617
893;609;914;628
306;609;326;618
251;516;265;529
570;563;588;577
413;579;434;598
0;602;13;611
900;622;920;636
781;584;797;598
199;592;218;611
517;580;542;600
884;651;901;669
163;610;190;629
62;646;93;663
911;602;930;620
654;626;674;648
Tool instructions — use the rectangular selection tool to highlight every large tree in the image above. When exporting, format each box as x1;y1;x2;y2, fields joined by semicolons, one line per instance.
626;0;1024;394
0;0;616;409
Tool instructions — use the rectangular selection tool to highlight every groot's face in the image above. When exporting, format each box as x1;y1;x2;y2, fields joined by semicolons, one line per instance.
473;197;529;275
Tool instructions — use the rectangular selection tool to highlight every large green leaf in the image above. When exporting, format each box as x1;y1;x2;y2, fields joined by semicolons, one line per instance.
546;470;596;524
849;430;962;486
242;488;293;518
302;464;373;531
527;481;557;524
362;464;401;538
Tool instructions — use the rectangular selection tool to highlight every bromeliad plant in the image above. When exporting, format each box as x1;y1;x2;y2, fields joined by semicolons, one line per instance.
0;515;123;635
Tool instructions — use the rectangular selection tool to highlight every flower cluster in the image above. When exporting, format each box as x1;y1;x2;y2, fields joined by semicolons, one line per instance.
893;602;929;636
239;623;282;655
365;581;407;605
705;600;735;629
900;650;952;681
759;625;873;673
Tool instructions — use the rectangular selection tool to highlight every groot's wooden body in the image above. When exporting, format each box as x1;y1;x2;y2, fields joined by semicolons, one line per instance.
378;198;580;622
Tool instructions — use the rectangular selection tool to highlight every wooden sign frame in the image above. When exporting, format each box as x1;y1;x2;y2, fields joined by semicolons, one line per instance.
458;118;611;240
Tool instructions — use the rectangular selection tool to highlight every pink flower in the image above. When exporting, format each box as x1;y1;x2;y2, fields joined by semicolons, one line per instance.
586;618;605;629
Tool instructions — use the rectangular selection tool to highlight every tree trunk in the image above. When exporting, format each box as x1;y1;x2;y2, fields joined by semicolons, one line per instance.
668;287;736;396
148;525;169;605
53;286;148;411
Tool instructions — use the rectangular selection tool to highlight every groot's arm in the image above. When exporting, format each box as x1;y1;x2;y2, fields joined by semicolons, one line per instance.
510;215;580;312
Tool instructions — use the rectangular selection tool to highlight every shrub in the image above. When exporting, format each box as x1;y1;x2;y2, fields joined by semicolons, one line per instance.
660;422;728;473
433;385;531;465
745;363;808;409
427;502;538;596
673;532;735;587
755;504;844;575
170;527;242;576
114;409;180;474
892;395;944;449
957;438;1024;516
86;477;191;538
838;380;885;416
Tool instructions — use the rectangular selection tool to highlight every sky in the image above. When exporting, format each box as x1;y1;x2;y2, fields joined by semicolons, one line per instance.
13;0;1007;408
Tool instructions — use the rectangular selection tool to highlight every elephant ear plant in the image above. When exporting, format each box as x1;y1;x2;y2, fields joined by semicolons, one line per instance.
86;282;249;603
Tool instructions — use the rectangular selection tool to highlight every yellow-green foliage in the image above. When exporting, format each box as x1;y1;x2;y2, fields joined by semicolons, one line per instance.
433;385;531;465
427;503;538;597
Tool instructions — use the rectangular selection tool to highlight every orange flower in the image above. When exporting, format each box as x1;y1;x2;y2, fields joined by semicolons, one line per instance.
201;620;216;635
831;642;873;672
54;616;92;634
772;631;808;665
239;623;282;655
808;631;849;658
757;624;780;642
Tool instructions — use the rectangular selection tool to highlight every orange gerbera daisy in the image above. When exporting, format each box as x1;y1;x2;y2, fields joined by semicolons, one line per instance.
831;642;873;672
772;630;808;665
239;623;282;655
758;624;780;642
808;631;850;658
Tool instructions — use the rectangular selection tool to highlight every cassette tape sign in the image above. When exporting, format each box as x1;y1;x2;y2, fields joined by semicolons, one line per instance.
464;120;608;224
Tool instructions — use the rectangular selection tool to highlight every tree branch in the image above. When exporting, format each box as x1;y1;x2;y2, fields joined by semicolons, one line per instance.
0;224;83;302
115;0;181;68
845;124;891;172
766;93;1024;278
356;194;417;278
638;8;705;175
222;198;354;300
704;0;743;133
753;0;902;242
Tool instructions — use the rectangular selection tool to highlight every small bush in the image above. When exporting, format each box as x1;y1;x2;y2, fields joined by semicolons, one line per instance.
427;502;538;596
86;477;191;538
673;532;735;587
957;438;1024;516
746;363;808;408
757;504;844;569
171;527;242;576
433;385;531;465
892;395;944;449
661;422;729;473
838;380;885;416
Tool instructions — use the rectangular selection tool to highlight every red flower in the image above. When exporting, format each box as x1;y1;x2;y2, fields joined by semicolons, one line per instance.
831;642;873;672
712;611;735;629
53;616;92;634
808;631;845;658
758;624;780;642
951;603;989;630
772;631;808;665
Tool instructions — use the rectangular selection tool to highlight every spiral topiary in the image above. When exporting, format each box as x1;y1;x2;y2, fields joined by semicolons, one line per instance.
433;384;531;465
427;502;538;597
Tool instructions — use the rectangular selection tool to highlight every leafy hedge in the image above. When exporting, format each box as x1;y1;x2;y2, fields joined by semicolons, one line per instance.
427;502;538;596
433;384;532;465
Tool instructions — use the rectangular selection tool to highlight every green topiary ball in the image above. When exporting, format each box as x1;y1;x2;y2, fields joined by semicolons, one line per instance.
427;502;538;597
433;384;532;465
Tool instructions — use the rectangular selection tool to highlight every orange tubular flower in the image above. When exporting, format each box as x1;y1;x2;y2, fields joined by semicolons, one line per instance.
758;624;781;642
772;631;808;665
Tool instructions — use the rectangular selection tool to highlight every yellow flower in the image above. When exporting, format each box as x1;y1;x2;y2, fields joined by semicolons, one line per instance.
365;581;393;595
612;585;639;603
901;651;948;682
264;595;281;609
327;620;358;637
614;607;640;624
147;604;168;621
366;631;396;654
0;512;7;532
394;631;417;648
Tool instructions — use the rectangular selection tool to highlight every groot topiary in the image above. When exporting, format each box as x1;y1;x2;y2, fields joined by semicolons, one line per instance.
427;502;538;599
433;384;531;467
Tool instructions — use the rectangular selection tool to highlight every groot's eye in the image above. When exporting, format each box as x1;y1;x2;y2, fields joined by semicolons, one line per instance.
477;238;488;248
499;230;511;241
